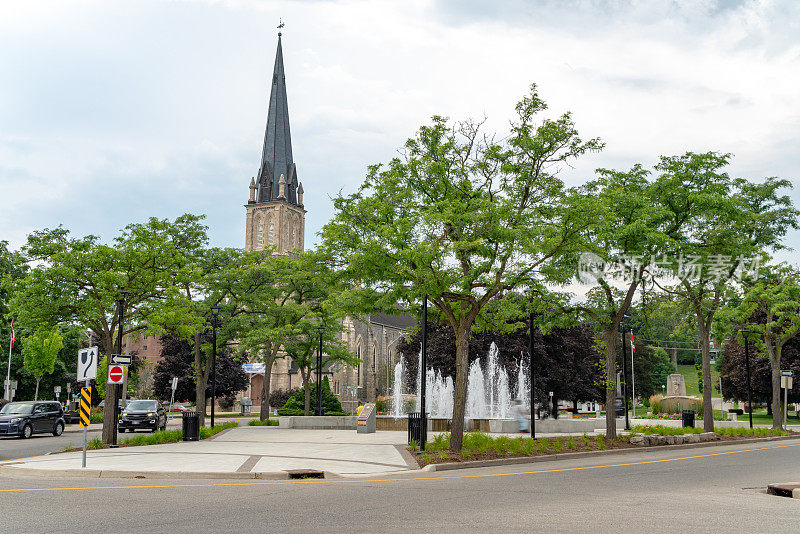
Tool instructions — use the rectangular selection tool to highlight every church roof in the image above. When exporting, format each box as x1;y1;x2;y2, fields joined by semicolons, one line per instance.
256;32;299;205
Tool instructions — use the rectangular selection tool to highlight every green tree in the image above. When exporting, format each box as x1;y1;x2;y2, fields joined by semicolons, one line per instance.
651;153;798;432
0;240;27;399
323;85;602;451
572;164;669;438
22;328;63;400
9;214;205;443
715;264;800;428
217;249;341;421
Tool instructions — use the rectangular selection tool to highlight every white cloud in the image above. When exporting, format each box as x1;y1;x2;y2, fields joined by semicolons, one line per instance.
0;0;798;264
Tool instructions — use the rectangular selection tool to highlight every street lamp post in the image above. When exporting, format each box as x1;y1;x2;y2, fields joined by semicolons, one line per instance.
316;324;324;416
742;329;754;429
111;286;128;448
420;295;428;451
210;304;219;428
529;309;536;439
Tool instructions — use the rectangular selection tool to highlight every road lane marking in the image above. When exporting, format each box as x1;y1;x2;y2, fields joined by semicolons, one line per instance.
2;441;799;493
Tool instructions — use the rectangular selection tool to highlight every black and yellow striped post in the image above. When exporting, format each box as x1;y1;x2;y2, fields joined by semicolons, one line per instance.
80;386;91;467
79;387;91;427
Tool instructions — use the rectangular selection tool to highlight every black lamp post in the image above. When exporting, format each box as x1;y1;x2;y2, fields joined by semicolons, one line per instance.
529;308;536;439
210;304;219;428
111;286;128;448
420;295;428;451
316;324;324;416
620;315;630;431
742;329;754;429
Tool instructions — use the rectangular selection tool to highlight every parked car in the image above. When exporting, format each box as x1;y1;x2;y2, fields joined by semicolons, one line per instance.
118;399;167;433
0;401;66;438
64;400;80;424
169;404;189;413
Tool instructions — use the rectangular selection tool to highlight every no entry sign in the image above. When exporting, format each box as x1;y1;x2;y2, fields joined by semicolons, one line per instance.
108;365;125;384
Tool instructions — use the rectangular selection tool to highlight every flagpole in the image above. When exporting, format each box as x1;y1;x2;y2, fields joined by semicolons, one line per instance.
630;331;635;419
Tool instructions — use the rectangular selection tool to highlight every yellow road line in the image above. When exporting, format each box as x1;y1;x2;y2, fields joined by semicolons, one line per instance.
2;441;798;494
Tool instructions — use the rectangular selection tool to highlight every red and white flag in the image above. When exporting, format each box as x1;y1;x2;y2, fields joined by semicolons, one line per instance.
10;320;14;348
630;331;635;353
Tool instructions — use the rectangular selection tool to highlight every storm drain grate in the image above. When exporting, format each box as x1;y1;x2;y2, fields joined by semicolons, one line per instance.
286;469;324;479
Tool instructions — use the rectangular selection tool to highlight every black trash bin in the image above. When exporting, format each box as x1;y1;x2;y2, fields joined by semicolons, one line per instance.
408;411;427;445
182;411;200;441
681;409;695;428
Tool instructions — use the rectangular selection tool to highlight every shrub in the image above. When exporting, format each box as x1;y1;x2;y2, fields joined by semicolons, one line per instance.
566;436;576;450
649;395;663;414
248;419;279;426
552;437;563;453
375;398;389;413
595;435;607;450
218;395;236;411
277;378;343;415
269;388;300;410
409;440;420;452
581;434;591;448
538;438;549;453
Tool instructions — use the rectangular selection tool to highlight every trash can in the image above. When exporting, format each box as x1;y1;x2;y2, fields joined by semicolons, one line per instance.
407;411;426;445
681;409;695;428
182;411;200;441
240;397;252;415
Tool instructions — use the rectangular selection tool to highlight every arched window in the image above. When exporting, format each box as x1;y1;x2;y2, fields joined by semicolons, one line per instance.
292;226;297;250
357;345;362;385
256;216;264;249
268;220;275;245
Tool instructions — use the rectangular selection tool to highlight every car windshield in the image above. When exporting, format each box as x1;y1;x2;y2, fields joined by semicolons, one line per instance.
0;403;34;415
126;400;158;411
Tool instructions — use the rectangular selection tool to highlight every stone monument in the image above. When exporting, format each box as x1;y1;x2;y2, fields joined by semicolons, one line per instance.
666;374;687;397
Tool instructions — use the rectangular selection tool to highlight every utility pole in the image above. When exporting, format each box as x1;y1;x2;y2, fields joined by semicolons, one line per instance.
529;309;536;439
316;324;324;416
742;329;753;429
620;319;630;431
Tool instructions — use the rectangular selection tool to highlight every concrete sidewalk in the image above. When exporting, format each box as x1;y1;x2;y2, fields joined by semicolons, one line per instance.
0;427;418;479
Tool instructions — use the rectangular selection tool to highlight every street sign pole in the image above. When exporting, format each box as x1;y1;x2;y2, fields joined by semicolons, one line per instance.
168;377;177;418
80;386;91;468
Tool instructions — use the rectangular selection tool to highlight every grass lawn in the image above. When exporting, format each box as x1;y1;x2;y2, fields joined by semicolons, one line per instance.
676;364;720;396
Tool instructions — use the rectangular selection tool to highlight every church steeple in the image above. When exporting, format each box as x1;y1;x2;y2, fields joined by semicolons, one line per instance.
256;31;300;206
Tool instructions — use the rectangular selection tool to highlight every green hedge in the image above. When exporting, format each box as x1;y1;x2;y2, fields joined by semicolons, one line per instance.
277;377;344;416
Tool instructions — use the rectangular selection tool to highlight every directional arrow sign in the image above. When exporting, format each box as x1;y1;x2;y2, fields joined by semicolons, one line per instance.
77;347;99;381
108;365;125;384
110;354;132;365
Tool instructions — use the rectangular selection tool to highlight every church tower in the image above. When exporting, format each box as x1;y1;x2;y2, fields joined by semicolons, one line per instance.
245;31;305;253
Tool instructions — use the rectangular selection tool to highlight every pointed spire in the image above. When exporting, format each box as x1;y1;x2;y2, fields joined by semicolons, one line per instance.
278;173;287;200
297;182;304;206
256;31;297;205
249;177;256;202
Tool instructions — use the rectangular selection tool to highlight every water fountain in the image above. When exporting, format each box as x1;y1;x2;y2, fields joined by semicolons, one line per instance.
390;342;526;420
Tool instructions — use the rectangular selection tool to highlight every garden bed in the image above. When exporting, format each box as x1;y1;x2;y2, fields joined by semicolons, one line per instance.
62;421;238;452
409;427;796;467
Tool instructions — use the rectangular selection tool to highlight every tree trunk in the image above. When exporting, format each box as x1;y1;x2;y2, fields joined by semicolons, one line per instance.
101;332;117;444
259;351;277;421
697;323;714;432
302;371;311;416
769;352;782;429
604;329;617;439
671;348;678;372
34;377;40;401
449;326;470;452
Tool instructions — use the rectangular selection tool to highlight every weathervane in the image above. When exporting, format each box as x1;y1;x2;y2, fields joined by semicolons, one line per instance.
278;18;284;36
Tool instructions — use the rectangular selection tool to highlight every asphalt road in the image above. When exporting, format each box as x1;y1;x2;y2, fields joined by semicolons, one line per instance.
1;439;799;533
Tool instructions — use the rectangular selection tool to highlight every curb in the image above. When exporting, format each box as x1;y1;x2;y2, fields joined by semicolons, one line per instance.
0;465;294;480
419;434;800;472
767;482;800;498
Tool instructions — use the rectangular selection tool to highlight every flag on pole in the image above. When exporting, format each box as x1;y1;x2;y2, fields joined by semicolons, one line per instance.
630;331;635;353
10;321;14;348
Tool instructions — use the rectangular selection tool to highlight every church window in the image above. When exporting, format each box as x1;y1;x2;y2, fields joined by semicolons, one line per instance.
268;220;275;245
256;217;264;249
292;226;297;250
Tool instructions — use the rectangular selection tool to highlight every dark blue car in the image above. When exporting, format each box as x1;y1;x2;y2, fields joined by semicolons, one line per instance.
0;401;65;438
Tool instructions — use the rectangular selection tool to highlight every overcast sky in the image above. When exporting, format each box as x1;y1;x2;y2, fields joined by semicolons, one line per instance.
1;0;799;262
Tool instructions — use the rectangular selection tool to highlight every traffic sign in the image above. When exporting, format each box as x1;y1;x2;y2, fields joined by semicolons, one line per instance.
78;346;99;382
110;354;132;366
108;365;124;384
781;370;794;377
171;377;178;391
79;387;91;427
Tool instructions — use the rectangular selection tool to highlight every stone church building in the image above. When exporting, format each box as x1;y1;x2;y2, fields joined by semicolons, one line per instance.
241;32;414;411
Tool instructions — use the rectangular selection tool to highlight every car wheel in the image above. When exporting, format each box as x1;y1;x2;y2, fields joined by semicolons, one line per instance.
52;422;64;437
20;424;33;439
